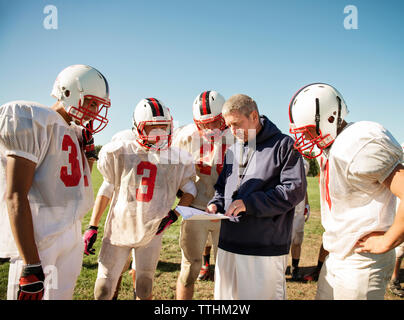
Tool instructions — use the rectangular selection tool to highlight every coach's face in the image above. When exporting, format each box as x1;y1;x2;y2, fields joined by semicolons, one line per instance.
224;110;259;142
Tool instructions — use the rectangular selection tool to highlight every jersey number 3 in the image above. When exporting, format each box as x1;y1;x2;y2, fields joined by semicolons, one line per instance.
60;135;88;187
136;161;157;202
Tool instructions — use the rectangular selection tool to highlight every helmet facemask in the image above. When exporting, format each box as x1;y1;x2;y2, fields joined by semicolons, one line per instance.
68;95;110;133
134;120;173;151
194;113;227;140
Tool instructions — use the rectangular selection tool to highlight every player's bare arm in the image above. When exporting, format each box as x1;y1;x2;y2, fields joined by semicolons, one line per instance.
84;184;112;255
175;192;195;215
89;194;111;227
355;163;404;254
5;155;40;265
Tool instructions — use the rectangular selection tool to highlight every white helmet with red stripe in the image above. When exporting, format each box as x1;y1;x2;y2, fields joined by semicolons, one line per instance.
132;98;173;150
289;83;348;159
192;90;226;138
51;64;111;133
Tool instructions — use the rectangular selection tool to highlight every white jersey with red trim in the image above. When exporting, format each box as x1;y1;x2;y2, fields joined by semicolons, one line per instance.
173;124;235;210
97;139;196;247
0;101;94;257
319;121;403;258
111;129;136;142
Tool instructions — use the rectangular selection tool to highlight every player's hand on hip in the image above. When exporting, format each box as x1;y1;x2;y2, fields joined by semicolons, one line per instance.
18;264;45;300
82;121;98;161
83;226;98;255
156;210;178;235
225;199;246;217
354;231;389;254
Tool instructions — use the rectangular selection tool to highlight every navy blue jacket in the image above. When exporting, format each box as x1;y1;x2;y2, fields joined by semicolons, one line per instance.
208;116;307;256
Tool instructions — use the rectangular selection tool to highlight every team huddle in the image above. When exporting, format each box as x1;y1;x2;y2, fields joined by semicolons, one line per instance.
0;65;403;300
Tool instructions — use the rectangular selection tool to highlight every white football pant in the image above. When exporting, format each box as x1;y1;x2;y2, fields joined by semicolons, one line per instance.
7;220;83;300
316;250;395;300
95;233;163;300
214;248;288;300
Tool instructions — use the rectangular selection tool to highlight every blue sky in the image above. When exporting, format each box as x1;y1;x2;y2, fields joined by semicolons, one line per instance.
0;0;403;145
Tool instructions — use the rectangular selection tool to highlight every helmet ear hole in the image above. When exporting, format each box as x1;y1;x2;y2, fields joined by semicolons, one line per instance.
64;90;70;98
328;116;335;123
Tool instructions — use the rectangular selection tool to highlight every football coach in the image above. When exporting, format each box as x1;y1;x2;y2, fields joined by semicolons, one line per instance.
206;94;307;300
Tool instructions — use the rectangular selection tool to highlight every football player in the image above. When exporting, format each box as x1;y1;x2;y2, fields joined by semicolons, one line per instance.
0;64;111;300
84;129;138;300
173;90;235;300
289;83;404;299
85;98;196;300
289;158;310;281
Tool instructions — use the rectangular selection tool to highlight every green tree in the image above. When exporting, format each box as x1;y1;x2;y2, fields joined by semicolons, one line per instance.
304;153;319;177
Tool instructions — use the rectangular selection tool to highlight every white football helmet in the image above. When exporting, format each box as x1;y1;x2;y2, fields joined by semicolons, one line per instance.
192;90;226;139
289;83;348;159
51;64;111;133
132;98;173;150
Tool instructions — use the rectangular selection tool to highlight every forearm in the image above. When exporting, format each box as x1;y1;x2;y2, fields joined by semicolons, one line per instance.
89;195;111;227
381;163;404;250
381;200;404;251
88;159;95;173
6;193;40;265
175;193;194;214
241;183;306;218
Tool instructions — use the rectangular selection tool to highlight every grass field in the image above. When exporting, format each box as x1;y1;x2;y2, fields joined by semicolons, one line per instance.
0;168;402;300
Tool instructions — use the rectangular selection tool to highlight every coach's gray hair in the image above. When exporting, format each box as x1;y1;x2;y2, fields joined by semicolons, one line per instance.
222;94;259;117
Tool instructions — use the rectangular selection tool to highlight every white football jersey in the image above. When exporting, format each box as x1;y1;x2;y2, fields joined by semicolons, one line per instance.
172;124;235;210
320;121;403;258
98;139;196;247
0;101;94;257
111;129;136;142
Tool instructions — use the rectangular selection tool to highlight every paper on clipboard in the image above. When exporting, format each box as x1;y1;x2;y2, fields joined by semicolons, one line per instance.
175;206;239;222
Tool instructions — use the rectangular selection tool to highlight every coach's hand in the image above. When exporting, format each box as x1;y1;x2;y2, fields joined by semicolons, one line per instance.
82;121;98;161
225;199;246;218
156;210;178;235
18;264;45;300
84;226;98;255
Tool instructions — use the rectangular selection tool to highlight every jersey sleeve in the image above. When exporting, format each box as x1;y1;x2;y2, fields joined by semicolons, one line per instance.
97;142;119;185
0;103;49;164
177;149;197;196
97;180;115;199
172;124;196;152
348;135;403;190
